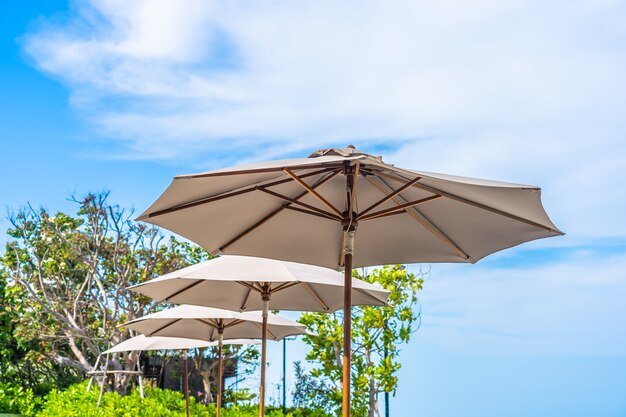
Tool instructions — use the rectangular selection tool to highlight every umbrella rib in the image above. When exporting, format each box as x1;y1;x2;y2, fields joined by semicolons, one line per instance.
356;176;422;219
147;167;338;219
365;176;472;261
224;319;246;329
240;286;252;311
218;170;340;253
283;205;338;221
301;282;330;311
147;318;183;337
358;195;441;221
270;281;301;294
257;187;342;220
236;281;262;293
375;170;562;235
284;169;344;218
254;321;277;340
163;280;204;302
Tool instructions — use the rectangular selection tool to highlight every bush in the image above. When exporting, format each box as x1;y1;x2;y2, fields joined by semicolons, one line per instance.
0;382;43;416
38;381;207;417
34;381;332;417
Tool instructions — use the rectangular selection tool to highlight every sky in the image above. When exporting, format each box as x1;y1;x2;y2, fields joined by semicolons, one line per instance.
1;1;625;416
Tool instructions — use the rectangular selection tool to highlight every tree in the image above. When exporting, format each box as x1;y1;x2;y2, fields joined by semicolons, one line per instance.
298;265;424;417
0;192;220;392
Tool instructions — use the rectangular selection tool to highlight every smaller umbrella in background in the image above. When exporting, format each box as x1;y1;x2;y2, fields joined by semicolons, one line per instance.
102;335;259;417
128;255;389;416
122;305;310;417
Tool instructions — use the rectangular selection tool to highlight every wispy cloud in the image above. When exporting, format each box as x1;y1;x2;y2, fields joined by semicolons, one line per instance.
23;1;626;155
414;249;626;357
22;1;626;238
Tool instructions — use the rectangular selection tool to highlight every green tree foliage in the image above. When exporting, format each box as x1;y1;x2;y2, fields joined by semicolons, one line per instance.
0;192;257;394
292;361;332;413
298;265;424;417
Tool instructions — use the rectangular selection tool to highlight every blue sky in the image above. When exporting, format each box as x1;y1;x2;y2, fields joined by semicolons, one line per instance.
1;1;626;416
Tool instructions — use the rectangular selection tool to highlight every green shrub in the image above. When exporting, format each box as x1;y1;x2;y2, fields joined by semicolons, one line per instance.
35;382;332;417
0;381;43;416
38;381;207;417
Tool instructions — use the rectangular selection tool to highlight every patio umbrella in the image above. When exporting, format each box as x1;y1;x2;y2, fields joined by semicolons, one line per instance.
128;255;389;416
103;335;259;417
136;145;563;417
122;305;309;417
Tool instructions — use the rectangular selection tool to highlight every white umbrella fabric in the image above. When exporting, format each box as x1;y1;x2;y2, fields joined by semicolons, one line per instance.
122;305;309;417
128;255;389;416
136;145;563;417
103;335;259;417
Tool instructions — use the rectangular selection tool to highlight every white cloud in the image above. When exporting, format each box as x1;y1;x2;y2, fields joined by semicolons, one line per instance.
22;0;626;238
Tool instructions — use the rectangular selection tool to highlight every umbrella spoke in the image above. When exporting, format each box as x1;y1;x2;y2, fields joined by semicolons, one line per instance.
218;170;340;253
283;205;338;221
284;168;344;218
375;170;562;235
356;176;422;219
147;318;182;337
254;321;277;340
146;167;339;219
240;286;252;310
270;281;301;294
302;282;330;311
236;281;262;293
224;319;246;329
163;280;204;302
358;195;441;221
257;187;342;220
365;176;472;261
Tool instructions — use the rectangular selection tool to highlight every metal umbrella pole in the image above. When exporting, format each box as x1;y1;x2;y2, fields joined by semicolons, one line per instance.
183;350;190;417
217;331;224;417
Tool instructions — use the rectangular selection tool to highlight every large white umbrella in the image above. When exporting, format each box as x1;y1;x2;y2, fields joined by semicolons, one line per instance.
103;335;259;417
136;145;563;417
122;305;309;417
129;255;389;416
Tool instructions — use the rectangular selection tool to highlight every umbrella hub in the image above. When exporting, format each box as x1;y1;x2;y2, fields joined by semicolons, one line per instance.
341;212;358;231
309;145;382;161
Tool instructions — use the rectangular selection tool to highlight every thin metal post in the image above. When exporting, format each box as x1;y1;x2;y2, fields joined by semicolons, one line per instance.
97;351;110;408
87;354;101;392
384;321;389;417
137;352;145;399
184;351;190;417
282;338;287;415
259;295;270;417
217;332;223;417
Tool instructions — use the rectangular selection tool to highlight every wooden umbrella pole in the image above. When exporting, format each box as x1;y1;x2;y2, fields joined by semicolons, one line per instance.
342;249;353;417
259;294;270;417
184;351;190;417
342;163;356;417
217;332;223;417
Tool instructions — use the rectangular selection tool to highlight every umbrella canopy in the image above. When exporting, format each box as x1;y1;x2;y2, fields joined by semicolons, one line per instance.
122;305;309;341
129;255;389;312
103;334;259;354
122;305;308;417
136;145;563;417
137;146;563;269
